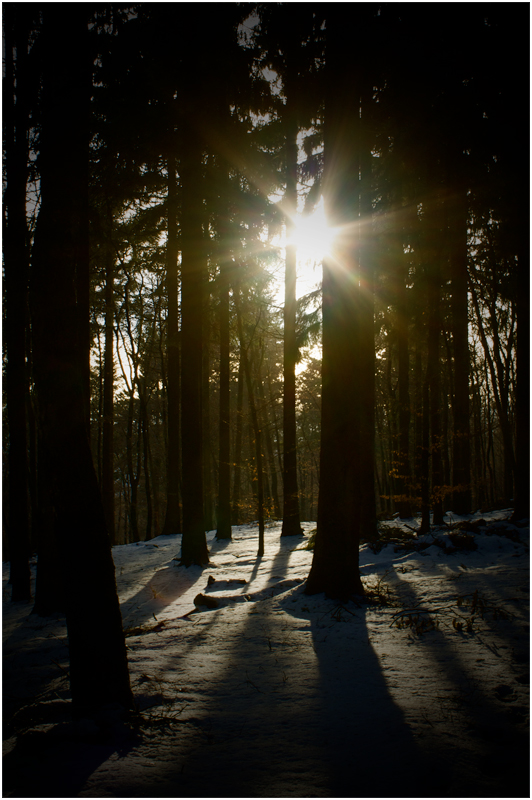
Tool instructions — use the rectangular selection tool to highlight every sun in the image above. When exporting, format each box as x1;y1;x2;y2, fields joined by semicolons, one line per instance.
290;198;336;267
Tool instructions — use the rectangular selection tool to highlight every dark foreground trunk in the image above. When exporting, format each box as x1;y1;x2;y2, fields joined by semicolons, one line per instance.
305;6;375;600
29;5;132;715
4;5;32;602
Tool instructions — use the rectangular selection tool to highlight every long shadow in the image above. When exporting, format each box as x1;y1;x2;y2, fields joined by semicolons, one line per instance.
286;592;436;798
122;584;436;797
119;560;203;629
386;570;530;798
209;537;234;553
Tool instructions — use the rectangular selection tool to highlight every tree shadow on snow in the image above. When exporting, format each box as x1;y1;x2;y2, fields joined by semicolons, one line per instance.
144;584;438;797
283;589;438;798
385;570;530;798
119;562;201;629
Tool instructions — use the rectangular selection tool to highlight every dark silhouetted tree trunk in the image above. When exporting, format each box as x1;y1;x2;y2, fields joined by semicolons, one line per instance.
425;200;444;525
29;4;132;715
216;192;232;539
305;6;375;600
231;351;244;525
449;186;471;514
179;119;208;565
203;332;215;532
512;244;530;521
3;6;32;601
102;210;116;542
281;93;302;537
162;155;182;536
236;297;265;556
258;365;281;519
395;242;412;518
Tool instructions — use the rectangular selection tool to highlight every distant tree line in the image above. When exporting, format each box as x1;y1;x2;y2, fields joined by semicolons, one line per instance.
3;3;528;710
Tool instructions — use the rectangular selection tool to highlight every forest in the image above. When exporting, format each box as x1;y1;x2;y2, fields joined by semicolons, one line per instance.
2;1;530;784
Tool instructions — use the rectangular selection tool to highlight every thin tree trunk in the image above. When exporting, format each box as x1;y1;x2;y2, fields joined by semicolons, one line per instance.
258;366;281;519
512;244;530;520
426;202;444;525
267;368;284;478
396;247;412;518
162;155;182;535
413;331;424;512
102;212;116;542
216;161;232;537
140;382;153;540
471;282;516;504
449;187;471;513
203;336;215;532
179;120;208;565
231;350;244;526
419;372;431;534
236;299;265;557
126;394;140;542
281;100;302;537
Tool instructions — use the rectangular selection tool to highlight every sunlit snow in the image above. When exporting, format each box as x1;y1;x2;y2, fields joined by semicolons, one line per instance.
3;509;529;797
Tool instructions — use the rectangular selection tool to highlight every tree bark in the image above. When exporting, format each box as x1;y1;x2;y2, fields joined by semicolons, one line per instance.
236;297;265;557
179;120;208;565
449;186;472;514
425;201;444;525
162;155;182;535
305;6;375;600
216;212;232;539
512;243;530;520
231;351;244;526
281;94;302;537
3;6;32;601
29;4;132;715
395;244;412;518
102;209;116;542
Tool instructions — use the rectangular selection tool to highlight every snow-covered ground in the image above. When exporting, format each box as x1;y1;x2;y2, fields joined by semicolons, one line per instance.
3;509;530;798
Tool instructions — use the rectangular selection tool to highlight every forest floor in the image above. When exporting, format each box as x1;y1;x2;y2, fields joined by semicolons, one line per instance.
2;509;530;798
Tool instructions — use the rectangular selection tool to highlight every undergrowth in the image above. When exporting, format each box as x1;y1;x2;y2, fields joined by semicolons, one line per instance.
390;589;515;636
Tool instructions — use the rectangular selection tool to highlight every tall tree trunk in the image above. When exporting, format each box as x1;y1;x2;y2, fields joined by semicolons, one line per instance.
236;299;265;557
281;97;302;537
216;247;232;538
426;201;444;525
161;155;182;535
449;186;471;513
413;325;424;512
125;394;140;542
140;382;153;540
512;243;530;521
29;4;132;715
3;6;32;601
305;6;375;600
102;211;116;542
202;335;215;532
231;350;244;526
215;132;233;538
419;371;431;534
396;246;412;518
258;368;281;519
179;121;208;565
